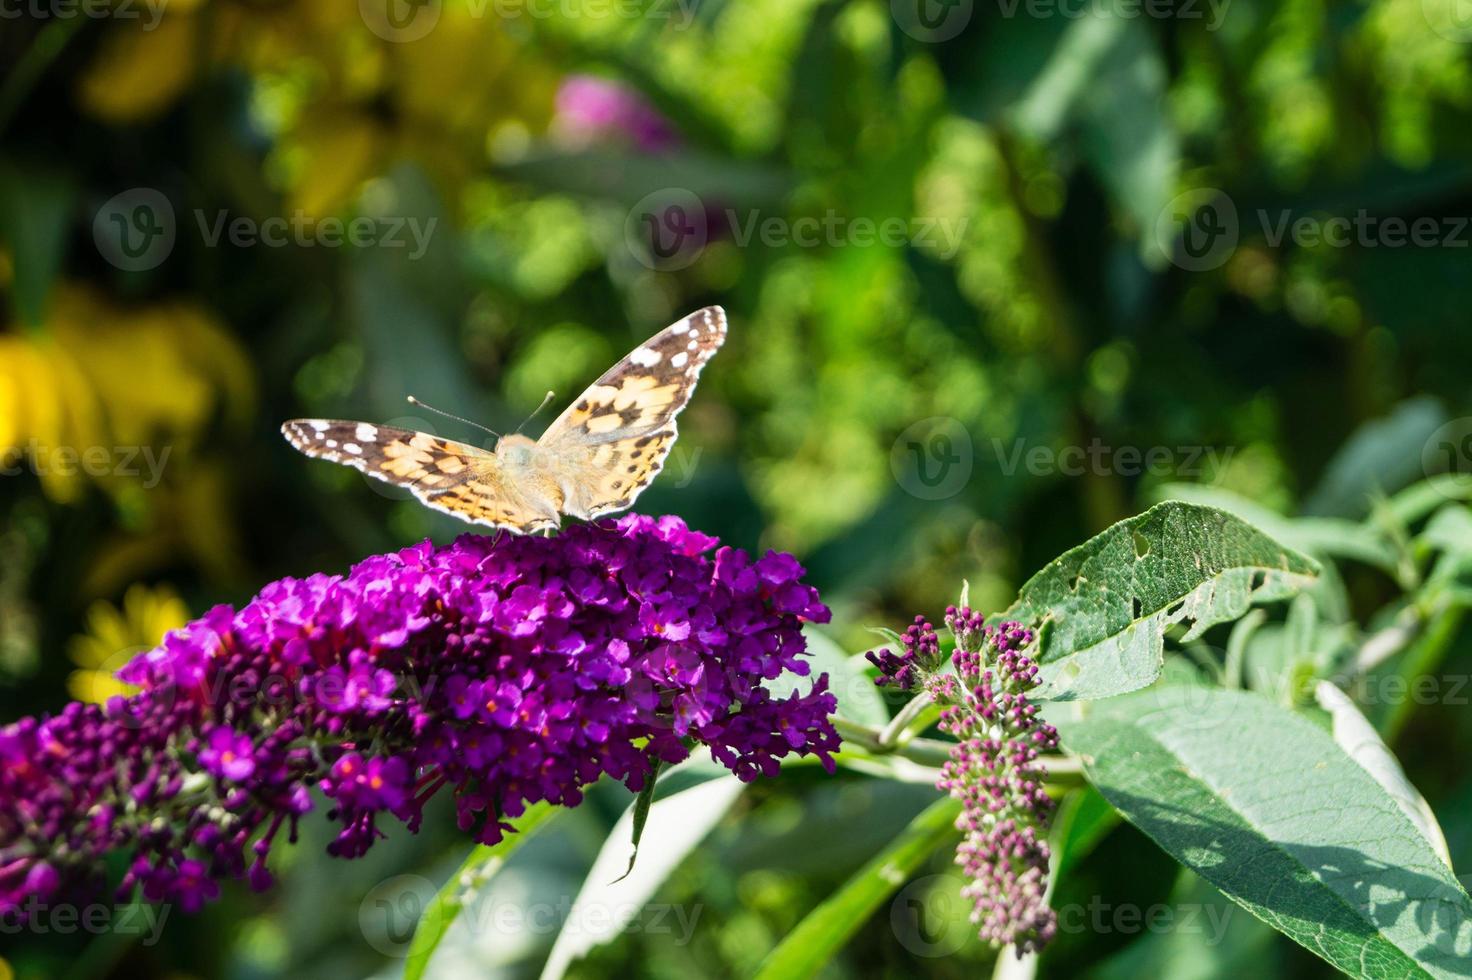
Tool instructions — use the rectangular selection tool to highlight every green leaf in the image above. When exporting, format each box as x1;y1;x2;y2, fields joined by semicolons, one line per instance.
996;502;1320;701
1057;687;1472;978
615;758;665;882
403;802;560;980
1088;870;1281;980
1152;482;1400;574
800;624;889;728
1420;505;1472;557
1303;397;1447;518
0;158;74;326
1314;681;1452;868
753;796;963;980
539;771;745;980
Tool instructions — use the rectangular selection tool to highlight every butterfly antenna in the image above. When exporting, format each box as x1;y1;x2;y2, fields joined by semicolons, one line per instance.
514;390;557;435
405;396;502;439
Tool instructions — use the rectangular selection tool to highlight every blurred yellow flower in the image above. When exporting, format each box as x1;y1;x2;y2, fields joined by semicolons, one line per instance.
67;583;188;704
76;0;559;216
0;285;254;503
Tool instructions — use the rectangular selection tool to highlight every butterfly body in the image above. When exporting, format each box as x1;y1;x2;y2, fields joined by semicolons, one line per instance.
282;306;726;533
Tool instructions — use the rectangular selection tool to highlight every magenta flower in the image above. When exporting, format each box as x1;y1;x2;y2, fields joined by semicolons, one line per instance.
200;726;256;782
0;515;838;919
554;75;679;153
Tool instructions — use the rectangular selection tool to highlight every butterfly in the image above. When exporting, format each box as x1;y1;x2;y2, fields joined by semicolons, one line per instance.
282;306;727;534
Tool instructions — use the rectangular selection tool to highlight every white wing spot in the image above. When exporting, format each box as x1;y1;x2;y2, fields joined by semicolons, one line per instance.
325;440;338;448
687;340;698;350
671;351;689;368
672;322;690;335
343;443;363;455
355;423;379;442
629;347;661;367
310;421;330;432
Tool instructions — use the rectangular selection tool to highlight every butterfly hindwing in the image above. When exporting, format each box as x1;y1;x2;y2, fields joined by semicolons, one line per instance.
538;306;726;517
280;420;556;532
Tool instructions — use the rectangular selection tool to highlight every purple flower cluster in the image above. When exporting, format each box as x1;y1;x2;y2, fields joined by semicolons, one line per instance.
864;615;940;691
932;613;1058;954
0;516;838;919
864;608;1058;954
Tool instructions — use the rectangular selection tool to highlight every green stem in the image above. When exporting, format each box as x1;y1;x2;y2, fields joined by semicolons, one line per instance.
878;692;935;747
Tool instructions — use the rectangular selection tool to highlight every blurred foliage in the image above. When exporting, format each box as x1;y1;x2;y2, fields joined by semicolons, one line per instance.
2;0;1472;976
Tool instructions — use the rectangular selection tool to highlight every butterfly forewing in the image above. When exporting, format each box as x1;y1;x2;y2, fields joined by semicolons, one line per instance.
537;306;726;518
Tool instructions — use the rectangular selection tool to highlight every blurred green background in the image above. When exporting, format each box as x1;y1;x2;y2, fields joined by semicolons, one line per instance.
3;0;1472;976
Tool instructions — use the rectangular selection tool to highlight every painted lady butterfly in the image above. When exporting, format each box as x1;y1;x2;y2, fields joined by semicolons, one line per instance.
282;306;726;533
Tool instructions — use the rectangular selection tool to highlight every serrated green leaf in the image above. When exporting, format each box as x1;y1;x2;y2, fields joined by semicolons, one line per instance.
996;502;1320;701
1057;687;1472;978
753;796;962;980
403;802;559;980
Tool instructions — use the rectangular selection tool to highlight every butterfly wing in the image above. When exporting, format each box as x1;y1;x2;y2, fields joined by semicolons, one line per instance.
536;306;726;519
281;420;558;533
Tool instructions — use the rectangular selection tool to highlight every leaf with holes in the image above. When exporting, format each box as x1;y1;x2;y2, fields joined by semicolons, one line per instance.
993;502;1320;701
